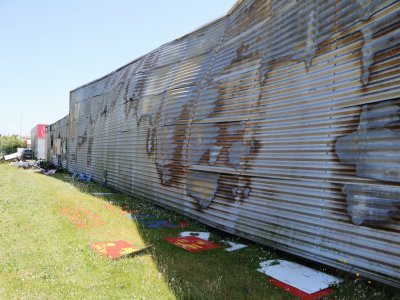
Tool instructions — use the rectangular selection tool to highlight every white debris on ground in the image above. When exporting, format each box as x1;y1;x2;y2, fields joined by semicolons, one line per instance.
221;240;248;252
42;169;57;175
4;152;18;161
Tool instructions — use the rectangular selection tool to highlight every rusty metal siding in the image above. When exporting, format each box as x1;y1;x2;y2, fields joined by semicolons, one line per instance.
66;0;400;287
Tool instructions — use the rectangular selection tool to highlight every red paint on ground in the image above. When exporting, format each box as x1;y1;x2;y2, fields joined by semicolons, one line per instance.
60;207;105;228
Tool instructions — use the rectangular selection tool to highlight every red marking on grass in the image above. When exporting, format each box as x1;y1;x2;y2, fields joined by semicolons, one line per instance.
164;236;221;253
103;204;114;210
268;278;334;300
90;240;148;259
60;207;105;228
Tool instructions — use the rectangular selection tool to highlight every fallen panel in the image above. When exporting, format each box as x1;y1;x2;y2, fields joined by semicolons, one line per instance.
257;260;342;294
164;236;221;253
90;240;148;259
4;153;18;161
268;278;335;300
141;220;178;229
222;240;248;252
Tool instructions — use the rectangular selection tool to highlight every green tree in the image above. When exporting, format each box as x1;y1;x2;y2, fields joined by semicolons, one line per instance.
0;135;25;155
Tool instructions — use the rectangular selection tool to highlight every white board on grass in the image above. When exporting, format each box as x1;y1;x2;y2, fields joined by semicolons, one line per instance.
222;240;248;252
257;260;342;294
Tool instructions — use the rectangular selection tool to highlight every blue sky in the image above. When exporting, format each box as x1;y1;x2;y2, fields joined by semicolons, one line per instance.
0;0;236;136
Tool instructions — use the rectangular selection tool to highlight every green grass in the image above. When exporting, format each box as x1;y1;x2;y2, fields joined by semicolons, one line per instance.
0;164;399;299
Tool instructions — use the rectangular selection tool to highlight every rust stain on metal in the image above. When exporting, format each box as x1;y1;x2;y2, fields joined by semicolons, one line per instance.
87;137;93;166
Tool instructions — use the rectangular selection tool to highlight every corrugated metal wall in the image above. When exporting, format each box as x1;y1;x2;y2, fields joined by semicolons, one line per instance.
30;126;38;158
47;116;69;169
64;0;400;286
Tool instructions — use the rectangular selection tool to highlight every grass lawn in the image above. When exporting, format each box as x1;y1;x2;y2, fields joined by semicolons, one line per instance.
0;164;399;299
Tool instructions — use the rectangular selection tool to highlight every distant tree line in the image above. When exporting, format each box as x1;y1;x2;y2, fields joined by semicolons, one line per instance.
0;135;26;155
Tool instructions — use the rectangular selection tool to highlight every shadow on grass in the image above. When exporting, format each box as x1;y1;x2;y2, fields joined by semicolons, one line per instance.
47;172;400;300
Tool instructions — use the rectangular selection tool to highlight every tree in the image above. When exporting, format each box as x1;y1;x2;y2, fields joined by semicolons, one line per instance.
0;135;25;155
